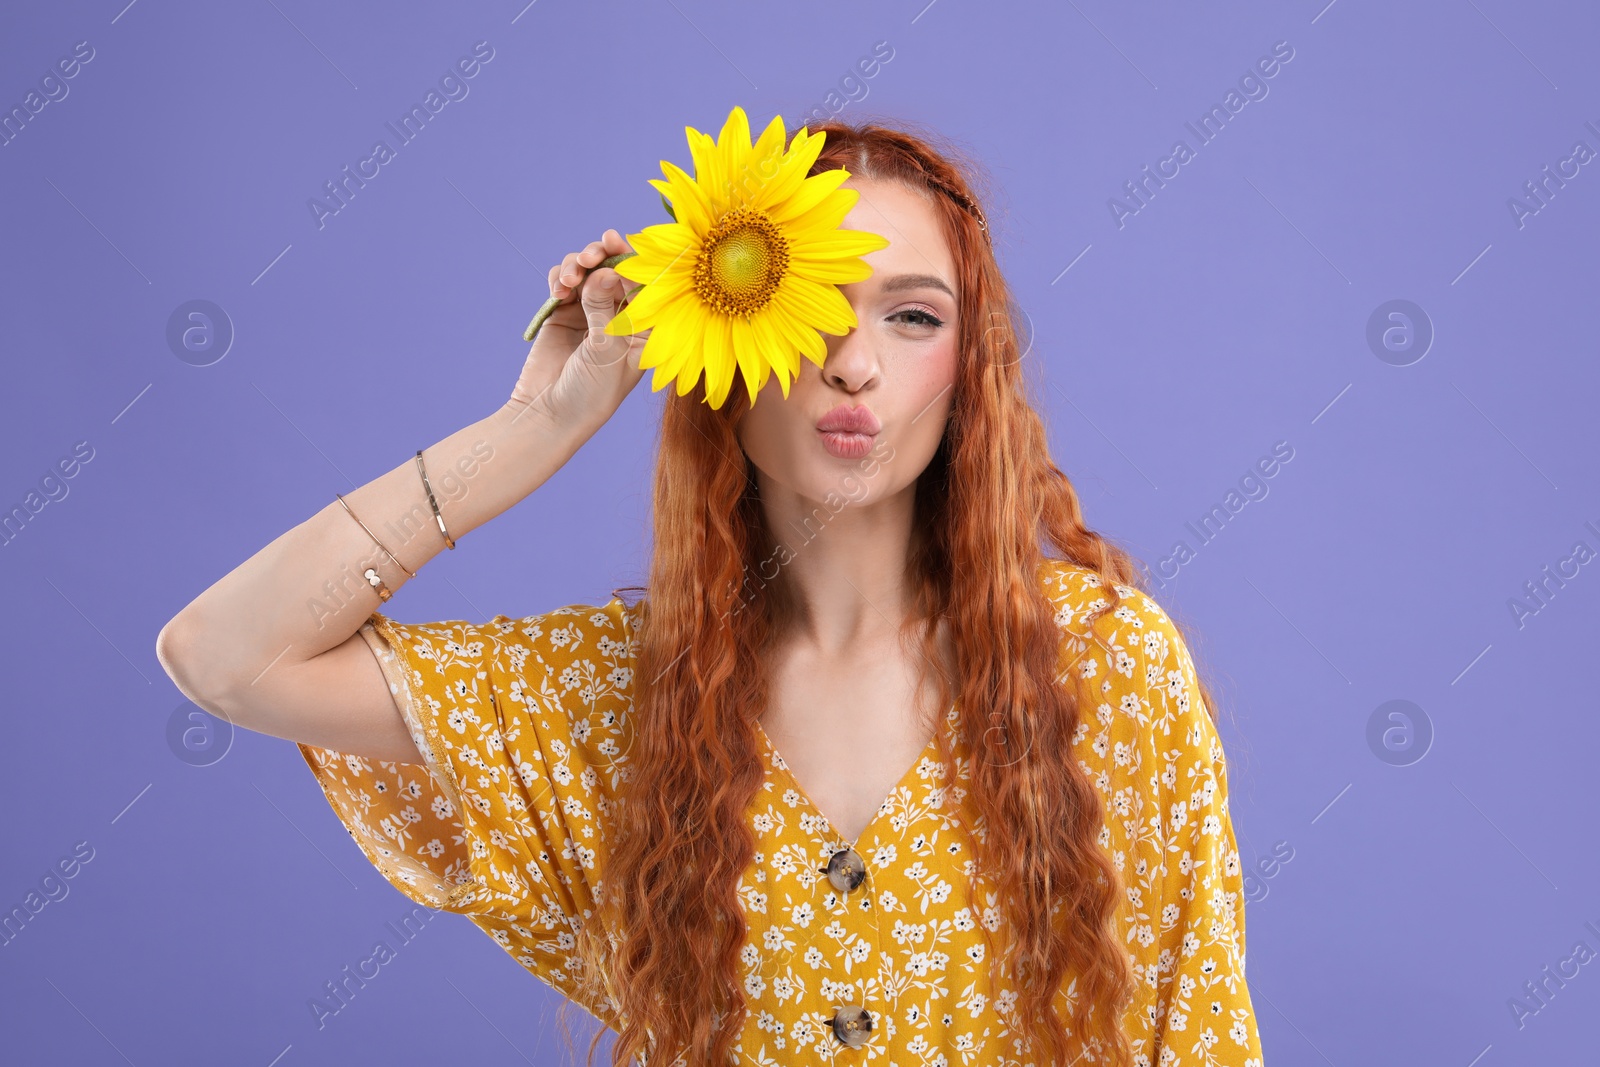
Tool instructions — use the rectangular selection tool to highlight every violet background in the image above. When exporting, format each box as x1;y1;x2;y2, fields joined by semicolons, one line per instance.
2;0;1597;1063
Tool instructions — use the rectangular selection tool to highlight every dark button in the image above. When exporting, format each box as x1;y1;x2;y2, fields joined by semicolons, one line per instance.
831;1004;872;1048
820;848;866;893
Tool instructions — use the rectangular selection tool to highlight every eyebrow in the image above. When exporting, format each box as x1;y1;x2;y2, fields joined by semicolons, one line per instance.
878;272;956;299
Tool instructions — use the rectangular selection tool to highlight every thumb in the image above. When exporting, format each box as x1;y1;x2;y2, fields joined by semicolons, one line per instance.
579;269;644;369
579;268;629;334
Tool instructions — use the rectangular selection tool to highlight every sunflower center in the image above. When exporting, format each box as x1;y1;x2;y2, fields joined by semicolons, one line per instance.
694;207;789;317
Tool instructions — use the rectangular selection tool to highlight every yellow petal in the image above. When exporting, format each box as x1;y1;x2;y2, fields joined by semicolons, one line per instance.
753;358;789;402
754;360;773;398
709;314;743;408
615;249;697;291
604;312;640;338
686;128;727;218
614;256;694;292
611;278;691;330
651;355;680;394
787;255;876;286
766;304;826;368
696;313;732;401
798;329;830;370
768;167;852;225
751;310;798;391
760;299;827;376
753;128;827;216
634;304;679;375
627;223;697;261
647;304;704;391
730;113;790;210
749;113;789;170
779;274;858;335
656;159;713;234
780;185;859;237
730;314;763;409
715;106;753;188
604;294;659;337
603;265;694;336
790;228;892;260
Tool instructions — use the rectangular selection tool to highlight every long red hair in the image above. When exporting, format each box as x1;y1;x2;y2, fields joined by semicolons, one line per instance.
565;114;1221;1066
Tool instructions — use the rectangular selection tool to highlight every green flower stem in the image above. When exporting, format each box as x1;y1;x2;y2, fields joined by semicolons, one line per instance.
522;251;642;342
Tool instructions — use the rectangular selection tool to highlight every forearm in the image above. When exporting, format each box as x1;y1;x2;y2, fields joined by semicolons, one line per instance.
160;401;594;698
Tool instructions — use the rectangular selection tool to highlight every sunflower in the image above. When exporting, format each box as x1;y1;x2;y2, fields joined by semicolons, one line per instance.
600;105;891;410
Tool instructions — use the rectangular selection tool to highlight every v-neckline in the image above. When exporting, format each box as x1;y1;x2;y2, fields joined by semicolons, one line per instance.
754;709;950;854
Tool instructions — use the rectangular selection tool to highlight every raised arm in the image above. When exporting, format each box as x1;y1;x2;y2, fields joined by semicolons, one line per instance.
155;229;647;764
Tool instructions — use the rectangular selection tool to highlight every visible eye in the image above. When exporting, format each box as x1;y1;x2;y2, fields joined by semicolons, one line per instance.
890;307;944;329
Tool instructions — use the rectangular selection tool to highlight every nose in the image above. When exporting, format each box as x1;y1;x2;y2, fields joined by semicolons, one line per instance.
820;321;880;393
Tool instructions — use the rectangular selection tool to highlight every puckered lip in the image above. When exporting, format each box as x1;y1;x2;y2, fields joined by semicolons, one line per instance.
816;404;881;435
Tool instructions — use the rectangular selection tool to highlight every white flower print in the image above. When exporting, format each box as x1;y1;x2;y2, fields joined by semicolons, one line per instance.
295;567;1261;1063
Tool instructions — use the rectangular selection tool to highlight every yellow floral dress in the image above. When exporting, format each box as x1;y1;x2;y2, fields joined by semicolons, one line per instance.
299;560;1264;1065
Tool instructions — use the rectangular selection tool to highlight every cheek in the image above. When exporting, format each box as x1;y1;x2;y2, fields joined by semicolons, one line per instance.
903;334;959;415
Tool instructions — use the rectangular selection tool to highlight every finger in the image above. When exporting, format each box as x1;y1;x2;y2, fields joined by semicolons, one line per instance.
553;235;623;300
578;267;624;321
553;252;590;299
577;270;633;365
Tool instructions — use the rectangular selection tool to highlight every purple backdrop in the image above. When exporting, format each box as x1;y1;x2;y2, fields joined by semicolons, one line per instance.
3;0;1596;1063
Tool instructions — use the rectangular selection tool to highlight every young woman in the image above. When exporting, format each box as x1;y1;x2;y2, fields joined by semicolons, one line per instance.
157;117;1263;1066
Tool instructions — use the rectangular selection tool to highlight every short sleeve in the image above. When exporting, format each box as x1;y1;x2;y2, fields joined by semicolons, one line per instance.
1044;560;1263;1066
297;596;641;1003
1138;596;1263;1065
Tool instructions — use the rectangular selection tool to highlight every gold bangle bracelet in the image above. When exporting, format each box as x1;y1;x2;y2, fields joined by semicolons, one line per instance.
336;493;417;580
415;449;456;550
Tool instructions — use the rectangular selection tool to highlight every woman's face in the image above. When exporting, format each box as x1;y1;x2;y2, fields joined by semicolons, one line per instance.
735;177;961;508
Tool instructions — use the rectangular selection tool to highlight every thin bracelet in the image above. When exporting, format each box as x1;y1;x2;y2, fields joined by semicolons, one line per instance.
336;492;417;580
359;565;393;602
415;449;456;549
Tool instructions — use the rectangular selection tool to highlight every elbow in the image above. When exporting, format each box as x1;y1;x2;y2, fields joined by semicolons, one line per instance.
156;615;193;688
156;612;277;737
157;612;219;707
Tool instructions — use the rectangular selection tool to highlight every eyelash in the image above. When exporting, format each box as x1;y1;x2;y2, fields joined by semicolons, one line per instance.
892;307;944;329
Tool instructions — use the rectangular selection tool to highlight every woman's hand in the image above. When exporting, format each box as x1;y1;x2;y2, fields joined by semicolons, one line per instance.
507;228;650;432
